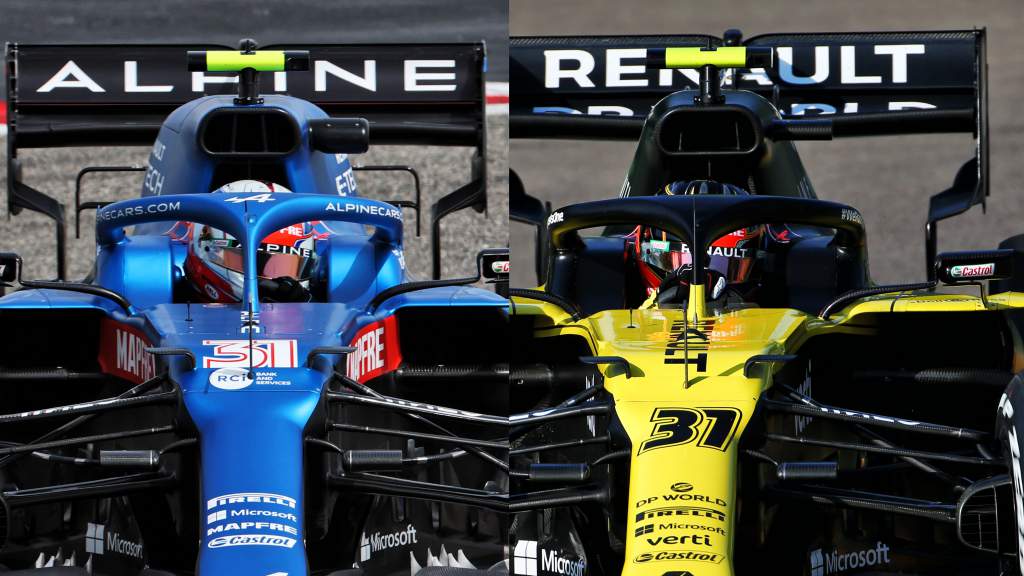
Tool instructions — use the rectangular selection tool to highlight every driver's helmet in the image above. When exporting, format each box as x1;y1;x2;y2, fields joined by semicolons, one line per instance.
179;180;325;303
630;180;763;299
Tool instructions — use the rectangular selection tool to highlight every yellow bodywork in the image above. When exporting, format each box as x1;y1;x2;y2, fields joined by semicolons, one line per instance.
513;285;1024;575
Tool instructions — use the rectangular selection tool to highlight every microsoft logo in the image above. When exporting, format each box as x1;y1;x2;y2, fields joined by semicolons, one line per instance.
86;523;105;555
207;510;226;524
634;524;655;537
359;534;371;562
513;539;537;576
810;548;824;576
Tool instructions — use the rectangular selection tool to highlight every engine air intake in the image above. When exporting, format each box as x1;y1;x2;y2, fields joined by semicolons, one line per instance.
199;108;300;156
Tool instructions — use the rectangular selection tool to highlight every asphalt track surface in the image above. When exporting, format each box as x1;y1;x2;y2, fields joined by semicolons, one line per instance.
510;0;1024;287
0;0;508;281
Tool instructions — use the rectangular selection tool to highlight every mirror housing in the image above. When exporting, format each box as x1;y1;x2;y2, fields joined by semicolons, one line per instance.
935;249;1013;285
509;169;550;284
477;248;509;297
0;253;21;297
926;159;984;281
309;118;370;154
0;253;21;285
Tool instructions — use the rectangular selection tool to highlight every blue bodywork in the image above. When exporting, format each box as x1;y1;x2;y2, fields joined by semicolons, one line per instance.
0;94;504;575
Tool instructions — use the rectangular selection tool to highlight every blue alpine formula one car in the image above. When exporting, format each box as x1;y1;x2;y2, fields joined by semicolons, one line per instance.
0;40;508;575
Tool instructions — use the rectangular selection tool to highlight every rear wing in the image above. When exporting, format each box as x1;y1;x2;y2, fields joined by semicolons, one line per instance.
5;42;488;279
510;29;988;283
8;42;486;147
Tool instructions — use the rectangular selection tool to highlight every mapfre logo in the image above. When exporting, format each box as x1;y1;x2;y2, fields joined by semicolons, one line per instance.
950;263;995;278
346;316;402;383
97;318;155;385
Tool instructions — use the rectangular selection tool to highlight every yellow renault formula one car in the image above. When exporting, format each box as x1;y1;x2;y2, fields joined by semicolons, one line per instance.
508;29;1024;576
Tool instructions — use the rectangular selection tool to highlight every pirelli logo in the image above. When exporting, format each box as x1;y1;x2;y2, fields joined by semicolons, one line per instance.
636;506;726;523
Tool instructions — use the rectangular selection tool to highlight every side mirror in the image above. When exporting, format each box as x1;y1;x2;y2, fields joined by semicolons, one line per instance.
477;248;509;297
430;153;487;279
509;169;550;285
0;253;21;285
926;159;984;281
309;118;370;154
935;249;1013;285
0;253;21;296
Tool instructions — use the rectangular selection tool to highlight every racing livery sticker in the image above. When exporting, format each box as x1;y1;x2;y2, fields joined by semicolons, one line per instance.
632;550;722;564
202;339;298;369
513;540;586;576
97;318;156;385
346;316;402;383
206;492;299;550
324;201;402;220
950;263;995;279
664;319;715;372
86;522;144;559
96;199;181;223
809;542;891;575
358;524;417;562
638;407;742;454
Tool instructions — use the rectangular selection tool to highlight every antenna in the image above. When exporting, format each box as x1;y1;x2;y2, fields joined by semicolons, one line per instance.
236;38;262;105
683;302;690;389
247;301;255;381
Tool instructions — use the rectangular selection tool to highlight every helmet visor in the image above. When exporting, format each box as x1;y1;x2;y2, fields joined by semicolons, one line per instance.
196;228;317;281
640;228;758;284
